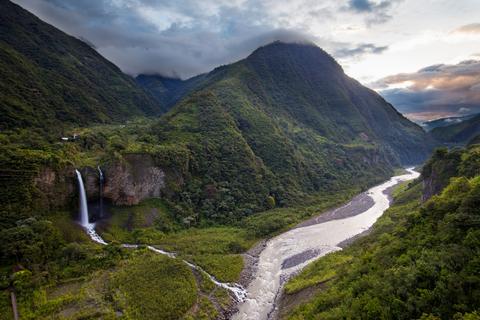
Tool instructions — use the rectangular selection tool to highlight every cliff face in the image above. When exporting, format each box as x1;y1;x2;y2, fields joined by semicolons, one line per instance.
33;153;170;210
102;154;166;205
421;169;443;202
421;148;462;201
33;166;77;211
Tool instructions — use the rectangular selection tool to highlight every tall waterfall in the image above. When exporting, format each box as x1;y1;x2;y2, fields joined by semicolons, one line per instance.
98;166;104;218
75;170;89;226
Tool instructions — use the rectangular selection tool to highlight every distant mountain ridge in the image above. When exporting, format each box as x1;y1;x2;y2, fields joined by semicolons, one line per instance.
431;113;480;144
135;73;211;110
422;113;479;131
0;0;163;135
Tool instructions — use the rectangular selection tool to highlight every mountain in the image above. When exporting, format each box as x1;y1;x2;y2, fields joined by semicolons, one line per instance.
422;113;479;131
431;113;480;144
141;42;433;164
132;42;434;219
0;0;162;136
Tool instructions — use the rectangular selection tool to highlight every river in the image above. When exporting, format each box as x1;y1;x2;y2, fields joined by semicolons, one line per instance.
232;168;420;320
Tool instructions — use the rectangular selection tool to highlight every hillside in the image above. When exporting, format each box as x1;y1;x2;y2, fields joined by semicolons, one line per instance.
282;144;480;319
431;113;480;144
0;0;162;136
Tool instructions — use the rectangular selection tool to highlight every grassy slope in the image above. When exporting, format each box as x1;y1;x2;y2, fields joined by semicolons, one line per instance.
283;145;480;320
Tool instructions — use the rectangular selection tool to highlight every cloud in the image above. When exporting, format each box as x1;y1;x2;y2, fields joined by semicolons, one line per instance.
344;0;401;24
12;0;394;78
11;0;328;78
459;107;471;114
335;43;388;58
454;23;480;34
373;60;480;120
347;0;389;12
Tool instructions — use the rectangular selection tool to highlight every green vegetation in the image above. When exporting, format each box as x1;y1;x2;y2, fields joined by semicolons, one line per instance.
284;252;352;295
110;254;197;319
284;145;480;319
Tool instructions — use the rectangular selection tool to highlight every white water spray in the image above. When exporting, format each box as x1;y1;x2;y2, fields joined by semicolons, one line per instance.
75;169;89;226
75;169;107;245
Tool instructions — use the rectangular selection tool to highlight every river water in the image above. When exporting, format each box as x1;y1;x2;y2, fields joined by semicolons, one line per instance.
233;168;420;320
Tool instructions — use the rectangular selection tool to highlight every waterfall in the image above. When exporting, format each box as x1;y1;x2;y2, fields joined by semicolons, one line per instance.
75;170;89;226
98;166;104;218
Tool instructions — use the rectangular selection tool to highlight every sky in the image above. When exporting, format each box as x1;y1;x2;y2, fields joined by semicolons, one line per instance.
12;0;480;122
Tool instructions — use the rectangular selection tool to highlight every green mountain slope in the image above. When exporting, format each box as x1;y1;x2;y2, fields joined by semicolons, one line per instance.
284;145;480;319
141;42;433;165
0;0;162;136
431;113;480;144
133;42;434;220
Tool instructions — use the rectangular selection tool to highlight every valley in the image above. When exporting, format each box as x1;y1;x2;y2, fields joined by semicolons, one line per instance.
1;1;480;319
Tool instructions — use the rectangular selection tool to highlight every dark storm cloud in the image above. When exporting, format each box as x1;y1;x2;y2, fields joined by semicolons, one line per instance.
335;43;388;58
374;60;480;121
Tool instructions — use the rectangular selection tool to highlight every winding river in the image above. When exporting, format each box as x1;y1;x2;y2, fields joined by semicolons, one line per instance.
233;168;419;320
78;168;419;318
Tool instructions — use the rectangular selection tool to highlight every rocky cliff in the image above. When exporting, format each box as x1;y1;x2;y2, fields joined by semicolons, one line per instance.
421;148;462;201
33;153;171;211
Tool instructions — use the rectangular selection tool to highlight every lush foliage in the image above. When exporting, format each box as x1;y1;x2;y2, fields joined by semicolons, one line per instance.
285;145;480;319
